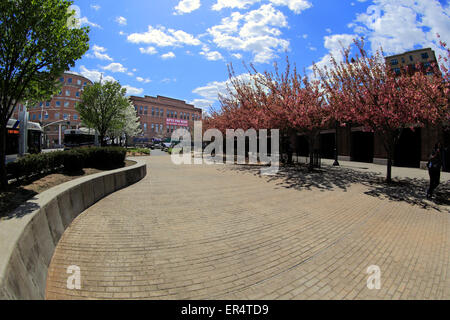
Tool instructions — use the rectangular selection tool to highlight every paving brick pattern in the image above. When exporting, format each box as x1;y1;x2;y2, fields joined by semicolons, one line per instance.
46;154;450;300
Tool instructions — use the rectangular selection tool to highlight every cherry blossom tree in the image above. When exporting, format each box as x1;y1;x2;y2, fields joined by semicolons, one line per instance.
317;38;448;182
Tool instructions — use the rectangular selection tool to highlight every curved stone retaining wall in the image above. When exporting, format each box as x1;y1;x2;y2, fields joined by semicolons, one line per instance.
0;159;147;300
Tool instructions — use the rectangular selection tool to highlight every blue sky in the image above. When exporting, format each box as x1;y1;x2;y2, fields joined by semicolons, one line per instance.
71;0;449;112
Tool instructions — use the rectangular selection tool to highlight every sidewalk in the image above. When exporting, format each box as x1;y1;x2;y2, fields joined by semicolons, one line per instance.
320;158;450;181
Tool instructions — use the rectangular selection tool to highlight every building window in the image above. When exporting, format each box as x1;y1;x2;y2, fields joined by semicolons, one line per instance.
63;114;69;120
55;113;60;119
390;59;398;66
171;111;174;118
409;55;414;62
152;107;155;116
421;52;429;60
84;82;87;86
66;90;70;96
64;102;69;108
77;79;81;85
135;106;137;112
156;108;159;117
46;102;50;107
424;62;431;69
144;106;148;115
73;114;78;120
76;91;80;97
32;114;36;120
187;113;190;120
59;90;62;95
60;77;64;83
144;123;147;132
44;114;49;120
139;106;143;115
393;68;401;75
401;58;405;63
68;78;72;84
56;101;61;107
160;109;163;117
151;124;155;132
167;110;171;118
174;112;177;119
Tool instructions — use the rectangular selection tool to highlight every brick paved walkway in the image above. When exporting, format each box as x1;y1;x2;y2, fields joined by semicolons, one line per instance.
46;153;450;300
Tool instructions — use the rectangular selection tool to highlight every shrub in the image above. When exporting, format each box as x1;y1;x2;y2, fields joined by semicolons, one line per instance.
62;150;86;173
6;147;127;181
73;147;126;169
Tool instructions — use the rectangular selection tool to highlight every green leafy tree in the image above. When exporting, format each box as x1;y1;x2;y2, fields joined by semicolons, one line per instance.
76;81;130;146
0;0;90;190
108;100;142;147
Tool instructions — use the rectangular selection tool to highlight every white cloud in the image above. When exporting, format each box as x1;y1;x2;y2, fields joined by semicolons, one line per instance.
102;62;127;73
311;34;356;72
79;16;101;28
189;99;215;111
115;16;127;26
212;0;312;14
174;0;201;15
161;78;177;83
86;45;113;61
350;0;450;59
212;0;260;11
200;46;224;61
136;77;152;83
232;53;243;59
79;66;116;83
269;0;312;14
123;85;144;96
139;46;158;55
127;26;201;47
90;4;100;11
207;4;290;63
161;51;176;59
192;73;254;105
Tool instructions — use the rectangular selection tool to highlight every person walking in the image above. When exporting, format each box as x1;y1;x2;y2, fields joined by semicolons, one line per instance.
427;143;442;199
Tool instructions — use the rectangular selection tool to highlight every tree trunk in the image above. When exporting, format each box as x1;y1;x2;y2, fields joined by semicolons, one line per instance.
387;154;393;183
383;132;397;183
308;133;316;172
0;124;8;191
100;134;106;147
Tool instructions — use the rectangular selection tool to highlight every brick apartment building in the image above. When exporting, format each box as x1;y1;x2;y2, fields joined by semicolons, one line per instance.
12;72;92;148
292;48;450;171
129;95;203;142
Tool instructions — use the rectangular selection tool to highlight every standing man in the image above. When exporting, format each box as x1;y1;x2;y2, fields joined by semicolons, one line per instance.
427;143;442;199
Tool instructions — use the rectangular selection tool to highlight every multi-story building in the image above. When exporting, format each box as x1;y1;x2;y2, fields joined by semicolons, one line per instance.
386;48;438;76
129;95;203;142
13;72;92;148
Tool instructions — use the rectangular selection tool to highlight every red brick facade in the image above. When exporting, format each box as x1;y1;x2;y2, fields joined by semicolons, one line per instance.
12;72;92;148
129;95;203;141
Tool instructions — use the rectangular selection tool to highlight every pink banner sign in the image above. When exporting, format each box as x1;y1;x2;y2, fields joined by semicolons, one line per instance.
166;118;189;126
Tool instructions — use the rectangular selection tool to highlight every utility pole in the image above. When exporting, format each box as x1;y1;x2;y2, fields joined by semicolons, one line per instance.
19;109;29;156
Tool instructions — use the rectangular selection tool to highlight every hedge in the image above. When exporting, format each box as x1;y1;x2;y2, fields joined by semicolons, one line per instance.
6;147;127;181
